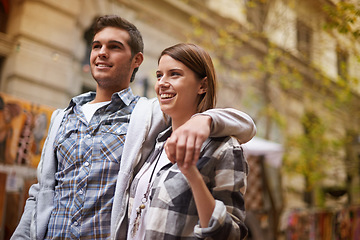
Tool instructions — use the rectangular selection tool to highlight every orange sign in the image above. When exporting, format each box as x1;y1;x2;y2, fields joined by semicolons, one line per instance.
0;93;55;168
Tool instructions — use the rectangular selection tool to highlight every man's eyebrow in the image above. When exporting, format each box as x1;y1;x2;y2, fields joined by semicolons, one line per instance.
92;40;100;46
91;40;125;47
108;40;125;47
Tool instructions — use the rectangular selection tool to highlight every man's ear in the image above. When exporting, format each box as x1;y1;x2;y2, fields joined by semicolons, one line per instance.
133;52;144;68
198;77;208;94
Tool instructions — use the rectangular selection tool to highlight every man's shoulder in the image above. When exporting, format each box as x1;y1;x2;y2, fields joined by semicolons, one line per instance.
135;97;158;106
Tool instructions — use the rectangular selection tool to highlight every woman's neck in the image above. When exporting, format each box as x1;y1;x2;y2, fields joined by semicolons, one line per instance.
171;115;192;131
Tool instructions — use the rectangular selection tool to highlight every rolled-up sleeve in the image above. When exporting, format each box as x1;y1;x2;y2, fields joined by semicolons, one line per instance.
193;137;248;239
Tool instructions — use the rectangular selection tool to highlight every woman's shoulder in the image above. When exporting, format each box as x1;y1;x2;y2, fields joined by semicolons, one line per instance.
208;136;243;148
203;136;244;158
201;136;247;173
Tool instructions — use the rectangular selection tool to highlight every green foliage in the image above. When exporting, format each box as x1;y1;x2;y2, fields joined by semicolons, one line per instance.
284;126;344;199
323;1;360;41
185;0;359;205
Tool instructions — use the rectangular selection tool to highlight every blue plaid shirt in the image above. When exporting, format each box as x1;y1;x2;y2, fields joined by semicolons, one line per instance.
45;88;139;239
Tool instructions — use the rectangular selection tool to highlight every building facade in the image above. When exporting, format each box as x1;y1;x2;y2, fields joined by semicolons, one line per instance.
0;0;359;239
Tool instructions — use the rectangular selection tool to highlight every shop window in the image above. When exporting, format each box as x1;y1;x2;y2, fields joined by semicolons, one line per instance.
296;20;312;60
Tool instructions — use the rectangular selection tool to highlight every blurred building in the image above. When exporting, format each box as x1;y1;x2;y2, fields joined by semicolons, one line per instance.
0;0;359;239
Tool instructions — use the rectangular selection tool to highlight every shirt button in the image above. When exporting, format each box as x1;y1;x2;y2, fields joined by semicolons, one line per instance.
86;134;92;139
74;221;78;226
84;161;90;167
79;189;83;195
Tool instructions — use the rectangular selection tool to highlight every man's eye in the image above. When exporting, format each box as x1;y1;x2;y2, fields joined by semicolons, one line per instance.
92;44;101;49
156;74;163;79
109;45;120;49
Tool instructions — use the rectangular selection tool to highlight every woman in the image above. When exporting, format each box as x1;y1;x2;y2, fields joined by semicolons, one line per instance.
127;43;249;239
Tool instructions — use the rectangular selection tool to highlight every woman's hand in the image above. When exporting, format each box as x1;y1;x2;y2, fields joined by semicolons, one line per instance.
177;162;201;182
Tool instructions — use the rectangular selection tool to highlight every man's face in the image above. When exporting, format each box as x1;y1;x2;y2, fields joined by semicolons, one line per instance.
90;27;142;92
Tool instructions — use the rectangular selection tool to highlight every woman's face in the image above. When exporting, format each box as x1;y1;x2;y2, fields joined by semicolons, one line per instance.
155;54;204;122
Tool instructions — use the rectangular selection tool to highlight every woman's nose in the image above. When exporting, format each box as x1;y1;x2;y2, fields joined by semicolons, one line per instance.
158;77;170;87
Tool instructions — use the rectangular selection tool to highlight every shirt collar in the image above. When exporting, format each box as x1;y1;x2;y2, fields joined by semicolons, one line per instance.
113;87;135;106
66;87;136;110
157;127;172;143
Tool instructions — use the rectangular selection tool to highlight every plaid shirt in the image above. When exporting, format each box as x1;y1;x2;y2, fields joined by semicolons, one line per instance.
129;128;249;240
45;88;139;239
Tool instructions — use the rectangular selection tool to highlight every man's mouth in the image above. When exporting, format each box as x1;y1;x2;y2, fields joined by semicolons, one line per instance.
95;63;112;68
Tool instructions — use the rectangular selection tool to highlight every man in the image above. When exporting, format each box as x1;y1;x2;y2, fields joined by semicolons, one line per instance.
11;15;256;239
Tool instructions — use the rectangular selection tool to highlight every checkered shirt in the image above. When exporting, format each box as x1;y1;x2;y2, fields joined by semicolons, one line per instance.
45;88;139;239
130;128;249;239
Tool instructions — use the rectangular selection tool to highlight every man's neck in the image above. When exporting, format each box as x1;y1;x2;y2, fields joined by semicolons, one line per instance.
91;95;112;103
92;88;121;103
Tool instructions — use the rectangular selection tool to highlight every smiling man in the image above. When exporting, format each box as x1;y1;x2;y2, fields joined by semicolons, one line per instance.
90;27;143;101
11;15;256;240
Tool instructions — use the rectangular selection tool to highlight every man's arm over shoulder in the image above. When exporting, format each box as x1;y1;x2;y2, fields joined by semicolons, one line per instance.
199;108;256;143
165;108;256;167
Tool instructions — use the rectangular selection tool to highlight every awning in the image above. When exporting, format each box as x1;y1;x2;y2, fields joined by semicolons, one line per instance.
242;137;284;168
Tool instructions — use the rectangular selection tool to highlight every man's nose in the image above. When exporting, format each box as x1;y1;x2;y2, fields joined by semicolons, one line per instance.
98;46;108;58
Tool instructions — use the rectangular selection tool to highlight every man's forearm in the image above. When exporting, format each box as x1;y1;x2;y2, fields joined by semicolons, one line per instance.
199;108;256;143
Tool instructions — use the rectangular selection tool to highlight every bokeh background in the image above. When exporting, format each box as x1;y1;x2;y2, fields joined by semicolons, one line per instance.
0;0;359;239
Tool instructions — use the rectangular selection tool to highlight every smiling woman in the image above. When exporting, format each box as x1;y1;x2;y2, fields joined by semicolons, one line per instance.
155;54;205;129
127;43;249;240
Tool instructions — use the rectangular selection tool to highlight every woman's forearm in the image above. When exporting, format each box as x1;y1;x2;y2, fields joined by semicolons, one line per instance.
182;166;215;228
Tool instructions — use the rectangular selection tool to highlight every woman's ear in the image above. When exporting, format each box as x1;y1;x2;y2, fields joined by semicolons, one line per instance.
198;77;208;94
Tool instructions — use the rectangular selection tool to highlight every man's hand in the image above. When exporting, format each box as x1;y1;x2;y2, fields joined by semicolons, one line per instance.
164;115;212;168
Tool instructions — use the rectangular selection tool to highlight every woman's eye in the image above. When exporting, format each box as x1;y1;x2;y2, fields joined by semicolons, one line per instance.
92;44;101;49
156;74;162;79
171;72;180;76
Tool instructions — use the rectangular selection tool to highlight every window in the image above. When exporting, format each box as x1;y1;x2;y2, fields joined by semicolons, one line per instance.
0;57;4;88
302;111;321;139
245;0;269;32
296;20;312;60
336;47;348;80
0;0;9;33
82;17;99;73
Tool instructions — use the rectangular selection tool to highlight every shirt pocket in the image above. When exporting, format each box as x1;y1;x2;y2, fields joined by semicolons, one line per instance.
99;121;128;163
55;125;79;168
156;169;193;208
